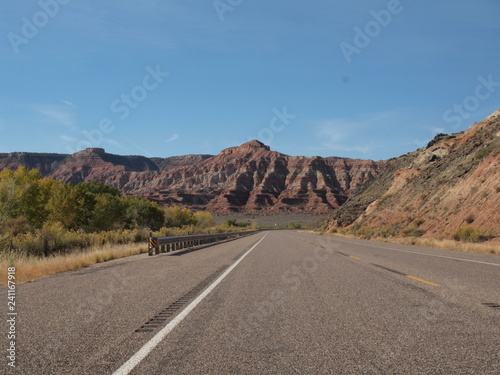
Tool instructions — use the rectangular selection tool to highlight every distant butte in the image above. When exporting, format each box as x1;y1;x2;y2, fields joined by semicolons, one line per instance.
2;110;498;239
0;141;384;214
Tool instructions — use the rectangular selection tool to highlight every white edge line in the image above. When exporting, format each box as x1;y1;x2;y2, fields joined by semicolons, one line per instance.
112;232;269;375
331;237;500;267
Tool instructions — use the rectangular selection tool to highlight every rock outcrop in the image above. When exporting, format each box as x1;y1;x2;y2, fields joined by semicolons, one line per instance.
327;109;500;237
0;140;383;214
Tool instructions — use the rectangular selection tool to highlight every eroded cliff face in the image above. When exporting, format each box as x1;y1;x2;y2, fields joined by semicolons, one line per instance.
129;140;383;214
0;140;383;214
327;110;500;237
0;152;67;175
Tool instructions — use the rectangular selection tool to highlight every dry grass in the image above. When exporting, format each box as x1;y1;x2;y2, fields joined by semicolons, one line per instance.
387;237;500;255
0;243;148;285
325;231;500;255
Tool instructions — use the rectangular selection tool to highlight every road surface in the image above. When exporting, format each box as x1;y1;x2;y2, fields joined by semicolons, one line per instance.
3;231;499;374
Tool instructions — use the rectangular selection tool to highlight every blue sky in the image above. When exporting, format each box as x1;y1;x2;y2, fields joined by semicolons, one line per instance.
1;0;499;161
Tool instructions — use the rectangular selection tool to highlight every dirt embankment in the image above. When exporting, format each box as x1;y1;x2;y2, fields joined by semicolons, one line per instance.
327;110;500;241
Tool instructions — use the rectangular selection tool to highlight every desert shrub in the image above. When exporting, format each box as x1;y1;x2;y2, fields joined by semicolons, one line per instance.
351;226;375;240
452;226;488;243
464;214;475;224
2;226;152;257
193;211;216;229
350;222;362;232
0;217;30;236
164;206;197;228
286;222;302;229
419;192;429;201
412;218;425;227
475;143;496;160
378;194;393;205
12;222;84;256
375;226;397;238
402;227;426;237
225;219;248;228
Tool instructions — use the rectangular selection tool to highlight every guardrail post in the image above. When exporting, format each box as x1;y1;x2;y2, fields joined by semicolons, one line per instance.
149;232;159;256
148;232;153;256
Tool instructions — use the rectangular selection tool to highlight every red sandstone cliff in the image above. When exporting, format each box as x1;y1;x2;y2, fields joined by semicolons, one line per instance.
0;141;383;214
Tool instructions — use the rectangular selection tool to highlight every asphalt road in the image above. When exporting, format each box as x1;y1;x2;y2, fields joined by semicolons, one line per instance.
2;231;499;374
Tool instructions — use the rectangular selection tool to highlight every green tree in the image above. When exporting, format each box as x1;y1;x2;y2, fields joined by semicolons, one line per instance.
74;181;122;231
0;167;48;228
123;196;164;231
193;211;216;228
0;169;18;225
87;193;125;232
75;181;121;197
225;219;247;228
164;206;197;228
45;182;80;229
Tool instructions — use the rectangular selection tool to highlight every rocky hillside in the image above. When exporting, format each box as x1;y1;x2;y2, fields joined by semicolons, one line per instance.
0;141;383;214
327;110;500;238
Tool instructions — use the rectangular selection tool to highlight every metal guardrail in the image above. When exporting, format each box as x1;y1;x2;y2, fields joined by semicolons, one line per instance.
148;230;261;256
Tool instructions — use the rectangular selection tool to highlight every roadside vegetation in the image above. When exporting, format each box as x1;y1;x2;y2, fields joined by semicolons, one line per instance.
327;222;499;255
451;226;489;243
0;167;253;283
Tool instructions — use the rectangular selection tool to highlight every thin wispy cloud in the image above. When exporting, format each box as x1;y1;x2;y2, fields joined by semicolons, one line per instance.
104;138;125;149
1;1;498;158
59;135;78;142
310;109;419;159
128;139;155;157
33;105;78;129
166;134;179;143
60;100;77;108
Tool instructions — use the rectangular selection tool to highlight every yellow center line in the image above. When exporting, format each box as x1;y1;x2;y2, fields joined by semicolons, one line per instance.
349;256;361;260
406;275;440;287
